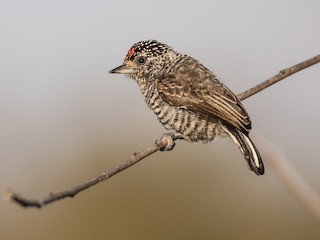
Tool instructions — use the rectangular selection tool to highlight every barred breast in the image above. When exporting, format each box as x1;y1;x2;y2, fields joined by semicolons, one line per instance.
142;83;221;142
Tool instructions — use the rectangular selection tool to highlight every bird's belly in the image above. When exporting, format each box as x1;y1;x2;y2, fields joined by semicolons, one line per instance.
145;89;224;142
153;103;222;143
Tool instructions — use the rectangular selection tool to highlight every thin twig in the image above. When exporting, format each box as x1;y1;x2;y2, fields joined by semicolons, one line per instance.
238;54;320;101
4;139;168;208
5;54;320;209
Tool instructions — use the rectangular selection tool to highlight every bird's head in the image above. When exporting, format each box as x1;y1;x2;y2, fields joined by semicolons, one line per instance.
109;40;178;80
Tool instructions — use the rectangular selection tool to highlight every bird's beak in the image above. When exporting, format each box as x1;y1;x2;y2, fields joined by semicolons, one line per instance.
109;64;135;74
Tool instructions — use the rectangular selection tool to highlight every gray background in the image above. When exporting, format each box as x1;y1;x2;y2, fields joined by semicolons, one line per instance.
1;0;320;239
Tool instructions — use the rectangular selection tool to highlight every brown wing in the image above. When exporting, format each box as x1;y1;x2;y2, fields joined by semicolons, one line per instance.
157;57;251;134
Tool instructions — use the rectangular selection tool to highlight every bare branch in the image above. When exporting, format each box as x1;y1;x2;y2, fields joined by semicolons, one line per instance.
5;54;320;209
238;54;320;101
5;138;168;208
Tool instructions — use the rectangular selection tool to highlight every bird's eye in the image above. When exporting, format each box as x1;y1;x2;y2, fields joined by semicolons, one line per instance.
136;56;146;65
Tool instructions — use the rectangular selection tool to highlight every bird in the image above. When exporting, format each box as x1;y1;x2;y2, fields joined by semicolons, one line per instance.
109;40;264;175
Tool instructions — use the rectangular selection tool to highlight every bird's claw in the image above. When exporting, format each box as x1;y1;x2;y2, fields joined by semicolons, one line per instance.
156;133;177;151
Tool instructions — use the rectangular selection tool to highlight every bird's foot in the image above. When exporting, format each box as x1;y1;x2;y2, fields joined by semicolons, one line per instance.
156;133;183;151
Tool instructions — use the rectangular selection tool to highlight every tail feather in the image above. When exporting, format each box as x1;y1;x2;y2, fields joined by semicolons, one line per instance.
223;125;264;175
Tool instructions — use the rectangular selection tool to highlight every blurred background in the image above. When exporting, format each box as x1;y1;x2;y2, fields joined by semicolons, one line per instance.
1;0;320;239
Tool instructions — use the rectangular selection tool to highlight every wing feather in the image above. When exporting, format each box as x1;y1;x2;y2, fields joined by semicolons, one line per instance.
157;57;251;133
